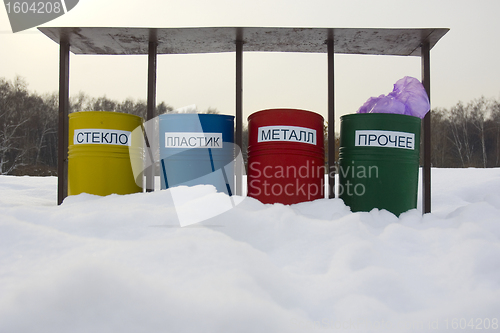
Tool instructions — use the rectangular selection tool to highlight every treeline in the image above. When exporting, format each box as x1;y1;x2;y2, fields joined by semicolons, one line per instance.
0;76;229;175
1;76;500;175
431;97;500;167
1;77;58;175
0;76;177;175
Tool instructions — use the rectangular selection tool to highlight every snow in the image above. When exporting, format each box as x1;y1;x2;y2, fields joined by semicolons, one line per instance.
1;168;500;332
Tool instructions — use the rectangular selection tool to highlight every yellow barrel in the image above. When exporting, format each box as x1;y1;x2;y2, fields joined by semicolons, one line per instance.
68;111;143;196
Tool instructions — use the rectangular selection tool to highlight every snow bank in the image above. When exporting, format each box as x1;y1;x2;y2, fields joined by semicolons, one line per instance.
1;169;500;332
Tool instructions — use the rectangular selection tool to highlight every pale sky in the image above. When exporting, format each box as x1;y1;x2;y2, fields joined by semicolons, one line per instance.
1;0;500;130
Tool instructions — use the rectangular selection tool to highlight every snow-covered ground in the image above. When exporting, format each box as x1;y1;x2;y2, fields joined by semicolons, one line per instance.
1;168;500;332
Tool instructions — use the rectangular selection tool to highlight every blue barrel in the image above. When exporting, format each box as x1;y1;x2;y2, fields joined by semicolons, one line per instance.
159;114;235;195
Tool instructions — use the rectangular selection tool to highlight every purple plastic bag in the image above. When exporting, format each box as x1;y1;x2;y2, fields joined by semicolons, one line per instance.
357;76;430;118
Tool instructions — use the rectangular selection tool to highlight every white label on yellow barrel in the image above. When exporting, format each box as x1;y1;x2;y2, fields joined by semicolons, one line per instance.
165;132;223;148
257;125;316;145
355;130;415;150
73;129;132;146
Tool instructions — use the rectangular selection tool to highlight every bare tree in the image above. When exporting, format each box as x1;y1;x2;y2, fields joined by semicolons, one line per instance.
0;118;30;174
448;102;474;167
491;99;500;166
469;97;490;168
157;101;173;115
0;77;31;174
70;91;92;113
204;107;220;114
33;93;58;165
430;108;451;167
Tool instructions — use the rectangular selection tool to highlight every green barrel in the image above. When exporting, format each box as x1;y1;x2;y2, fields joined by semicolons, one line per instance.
338;113;421;216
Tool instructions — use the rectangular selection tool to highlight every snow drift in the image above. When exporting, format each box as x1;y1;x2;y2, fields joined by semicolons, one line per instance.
1;168;500;332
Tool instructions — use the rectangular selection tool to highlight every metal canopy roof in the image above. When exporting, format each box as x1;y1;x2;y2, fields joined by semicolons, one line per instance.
38;26;448;56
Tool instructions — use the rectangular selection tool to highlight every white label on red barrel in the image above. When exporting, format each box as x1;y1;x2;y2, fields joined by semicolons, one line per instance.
165;132;223;148
257;126;316;145
355;130;415;150
74;129;132;146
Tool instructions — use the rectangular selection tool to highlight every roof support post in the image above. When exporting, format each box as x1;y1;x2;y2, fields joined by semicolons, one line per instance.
57;39;70;205
327;38;335;198
235;39;243;196
146;40;157;192
421;41;431;213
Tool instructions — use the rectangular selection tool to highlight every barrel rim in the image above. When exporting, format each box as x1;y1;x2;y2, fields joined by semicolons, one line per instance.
69;110;143;121
340;112;421;123
248;108;324;121
159;113;235;120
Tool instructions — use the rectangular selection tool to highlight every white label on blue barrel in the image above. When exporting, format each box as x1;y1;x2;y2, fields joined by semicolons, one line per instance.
257;126;316;145
355;130;415;150
74;129;132;146
165;132;223;148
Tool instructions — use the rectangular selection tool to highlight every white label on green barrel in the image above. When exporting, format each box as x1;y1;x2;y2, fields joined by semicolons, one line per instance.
74;129;132;146
165;132;223;148
355;130;415;150
257;125;316;145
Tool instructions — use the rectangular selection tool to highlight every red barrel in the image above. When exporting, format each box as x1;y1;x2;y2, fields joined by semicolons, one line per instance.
247;109;325;204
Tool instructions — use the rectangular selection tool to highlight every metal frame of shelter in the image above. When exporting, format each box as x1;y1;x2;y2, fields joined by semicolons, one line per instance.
38;26;449;213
